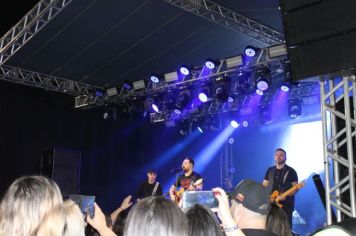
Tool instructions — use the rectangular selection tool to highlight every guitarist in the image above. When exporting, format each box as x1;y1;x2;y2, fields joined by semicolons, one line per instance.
262;148;298;228
169;157;203;203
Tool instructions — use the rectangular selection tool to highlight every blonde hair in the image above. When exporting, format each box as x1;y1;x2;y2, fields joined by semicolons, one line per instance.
36;200;85;236
0;175;63;236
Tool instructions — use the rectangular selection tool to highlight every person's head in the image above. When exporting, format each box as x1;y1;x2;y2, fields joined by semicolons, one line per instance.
0;175;63;236
124;196;188;236
274;148;287;165
266;204;292;236
229;179;270;228
185;204;224;236
182;157;194;172
113;209;129;236
147;169;157;183
36;199;85;236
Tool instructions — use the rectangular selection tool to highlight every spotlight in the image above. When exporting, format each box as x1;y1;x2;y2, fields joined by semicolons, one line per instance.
174;109;182;115
179;65;190;76
205;58;217;70
228;97;234;103
235;70;254;93
123;81;133;90
288;98;302;119
94;88;105;97
242;120;249;127
197;127;203;133
255;67;271;92
152;103;160;113
198;92;208;103
149;73;161;83
281;82;290;92
256;89;264;96
244;45;257;58
230;120;239;128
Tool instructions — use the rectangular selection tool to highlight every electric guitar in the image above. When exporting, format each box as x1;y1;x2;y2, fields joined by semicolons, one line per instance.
270;181;305;208
174;178;203;204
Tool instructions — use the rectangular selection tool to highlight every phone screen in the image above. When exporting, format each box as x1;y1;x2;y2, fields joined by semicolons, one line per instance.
181;191;218;209
69;195;95;218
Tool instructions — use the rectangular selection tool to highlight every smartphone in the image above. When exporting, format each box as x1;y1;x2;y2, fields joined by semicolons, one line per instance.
181;191;218;209
69;194;95;218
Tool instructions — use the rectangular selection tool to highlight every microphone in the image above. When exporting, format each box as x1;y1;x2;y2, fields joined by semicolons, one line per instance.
171;167;183;173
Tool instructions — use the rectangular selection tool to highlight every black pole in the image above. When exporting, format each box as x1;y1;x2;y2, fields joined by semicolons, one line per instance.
312;174;337;222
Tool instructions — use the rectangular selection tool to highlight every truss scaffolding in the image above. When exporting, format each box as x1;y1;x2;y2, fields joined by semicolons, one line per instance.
0;65;102;96
161;0;284;45
320;76;356;224
0;0;73;66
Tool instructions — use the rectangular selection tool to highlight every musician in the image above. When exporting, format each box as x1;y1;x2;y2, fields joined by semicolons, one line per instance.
169;157;203;202
136;169;163;200
262;148;298;228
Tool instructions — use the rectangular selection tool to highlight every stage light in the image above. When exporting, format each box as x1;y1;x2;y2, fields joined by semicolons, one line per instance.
123;81;133;90
94;88;105;97
174;109;182;115
197;127;203;133
106;87;118;97
150;74;161;83
288;98;302;118
281;82;290;92
205;58;217;70
198;92;208;103
179;65;190;76
244;45;257;58
242;120;249;127
234;71;254;93
228;97;234;103
215;85;229;102
255;67;271;92
230;120;239;128
152;103;160;113
256;89;264;96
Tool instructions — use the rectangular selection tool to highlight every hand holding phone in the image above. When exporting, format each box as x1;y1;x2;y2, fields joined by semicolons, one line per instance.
69;194;95;218
181;191;219;209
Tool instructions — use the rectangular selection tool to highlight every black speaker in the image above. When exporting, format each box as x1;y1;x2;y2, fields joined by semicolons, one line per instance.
280;0;356;81
336;97;356;219
40;147;81;197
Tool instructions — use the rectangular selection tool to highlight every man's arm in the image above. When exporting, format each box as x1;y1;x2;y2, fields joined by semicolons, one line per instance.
169;184;177;201
262;180;269;187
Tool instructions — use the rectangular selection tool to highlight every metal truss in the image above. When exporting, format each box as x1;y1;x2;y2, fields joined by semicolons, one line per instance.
161;0;284;45
320;76;356;224
0;65;102;96
0;0;73;66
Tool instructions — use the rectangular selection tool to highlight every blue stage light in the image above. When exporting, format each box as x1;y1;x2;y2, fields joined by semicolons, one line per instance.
205;58;216;70
150;74;160;83
230;120;239;128
179;65;190;76
244;45;257;58
198;92;208;103
152;104;159;113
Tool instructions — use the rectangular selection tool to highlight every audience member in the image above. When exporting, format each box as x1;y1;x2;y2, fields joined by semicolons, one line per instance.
185;204;224;236
0;175;63;236
112;209;129;236
266;204;293;236
124;196;188;236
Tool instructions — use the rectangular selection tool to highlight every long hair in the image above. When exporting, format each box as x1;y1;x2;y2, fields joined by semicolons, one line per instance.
124;196;188;236
185;204;224;236
266;204;293;236
35;200;85;236
0;175;63;236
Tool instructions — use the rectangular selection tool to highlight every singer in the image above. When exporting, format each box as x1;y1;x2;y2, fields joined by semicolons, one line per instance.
169;157;203;203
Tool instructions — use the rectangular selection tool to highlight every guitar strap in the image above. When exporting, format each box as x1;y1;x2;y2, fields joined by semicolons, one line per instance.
268;166;289;192
152;182;159;196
